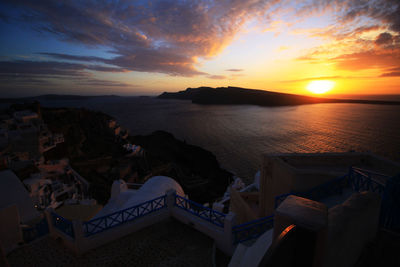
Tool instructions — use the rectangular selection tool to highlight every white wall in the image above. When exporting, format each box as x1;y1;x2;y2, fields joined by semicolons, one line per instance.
0;205;23;254
46;190;237;255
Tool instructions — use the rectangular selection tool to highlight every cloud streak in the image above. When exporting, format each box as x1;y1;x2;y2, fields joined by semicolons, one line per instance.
226;69;244;72
1;0;278;77
0;60;126;76
0;60;133;89
207;75;226;80
380;67;400;77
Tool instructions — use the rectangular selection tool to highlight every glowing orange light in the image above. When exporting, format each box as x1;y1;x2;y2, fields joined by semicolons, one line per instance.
306;80;335;94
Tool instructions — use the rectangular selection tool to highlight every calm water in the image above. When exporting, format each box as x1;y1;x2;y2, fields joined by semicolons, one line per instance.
38;97;400;180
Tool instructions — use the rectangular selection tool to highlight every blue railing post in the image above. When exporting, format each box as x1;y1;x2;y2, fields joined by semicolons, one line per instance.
367;172;372;191
232;215;274;244
380;174;400;231
50;211;75;239
72;220;85;252
222;212;236;253
354;171;359;191
165;189;175;214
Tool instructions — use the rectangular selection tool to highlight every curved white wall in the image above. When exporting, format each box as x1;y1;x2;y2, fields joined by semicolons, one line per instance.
94;176;185;218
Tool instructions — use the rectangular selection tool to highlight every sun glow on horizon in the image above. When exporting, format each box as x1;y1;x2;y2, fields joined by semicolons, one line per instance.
306;80;335;94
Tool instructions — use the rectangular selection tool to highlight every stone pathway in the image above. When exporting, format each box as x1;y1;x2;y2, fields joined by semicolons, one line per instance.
7;219;229;267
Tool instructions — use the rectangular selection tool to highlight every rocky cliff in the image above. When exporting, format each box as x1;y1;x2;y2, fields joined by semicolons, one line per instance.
42;107;232;204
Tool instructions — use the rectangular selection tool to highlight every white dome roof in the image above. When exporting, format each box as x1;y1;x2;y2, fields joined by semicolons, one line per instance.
94;176;184;218
138;176;185;198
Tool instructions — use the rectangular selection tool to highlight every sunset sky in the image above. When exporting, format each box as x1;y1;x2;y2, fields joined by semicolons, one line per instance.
0;0;399;97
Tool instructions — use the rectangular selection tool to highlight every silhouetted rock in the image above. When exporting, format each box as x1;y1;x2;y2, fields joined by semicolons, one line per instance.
159;86;400;106
129;131;232;203
41;107;232;204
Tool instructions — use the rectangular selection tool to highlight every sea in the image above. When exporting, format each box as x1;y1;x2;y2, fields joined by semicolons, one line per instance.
20;96;400;181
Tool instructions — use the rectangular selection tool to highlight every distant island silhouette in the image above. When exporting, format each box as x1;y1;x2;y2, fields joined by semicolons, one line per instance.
0;94;122;103
158;86;400;106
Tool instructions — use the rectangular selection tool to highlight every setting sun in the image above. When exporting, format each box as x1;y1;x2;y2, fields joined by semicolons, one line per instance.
306;80;335;94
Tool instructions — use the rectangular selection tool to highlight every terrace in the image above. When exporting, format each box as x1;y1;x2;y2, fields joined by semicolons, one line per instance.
3;152;400;266
7;220;229;267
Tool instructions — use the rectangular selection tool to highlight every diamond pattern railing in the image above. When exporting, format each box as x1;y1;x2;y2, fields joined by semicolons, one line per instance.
349;167;387;195
83;195;167;236
174;194;226;227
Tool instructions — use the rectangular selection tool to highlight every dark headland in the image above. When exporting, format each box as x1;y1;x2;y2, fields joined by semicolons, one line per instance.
158;86;400;106
0;94;121;103
40;107;232;205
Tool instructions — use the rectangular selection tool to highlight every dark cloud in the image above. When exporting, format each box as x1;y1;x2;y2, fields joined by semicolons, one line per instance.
386;67;400;72
39;53;105;63
41;50;204;76
380;72;400;77
297;0;400;35
106;48;206;76
375;32;393;46
39;53;127;72
207;75;226;80
0;60;124;76
341;0;400;33
1;0;276;77
353;25;381;35
0;60;132;90
0;75;52;85
85;65;126;73
298;0;400;42
226;69;244;72
76;79;131;87
0;60;89;76
380;67;400;77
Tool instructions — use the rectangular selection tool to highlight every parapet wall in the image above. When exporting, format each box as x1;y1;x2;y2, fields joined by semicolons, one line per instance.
261;154;341;215
324;191;381;267
46;190;237;256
